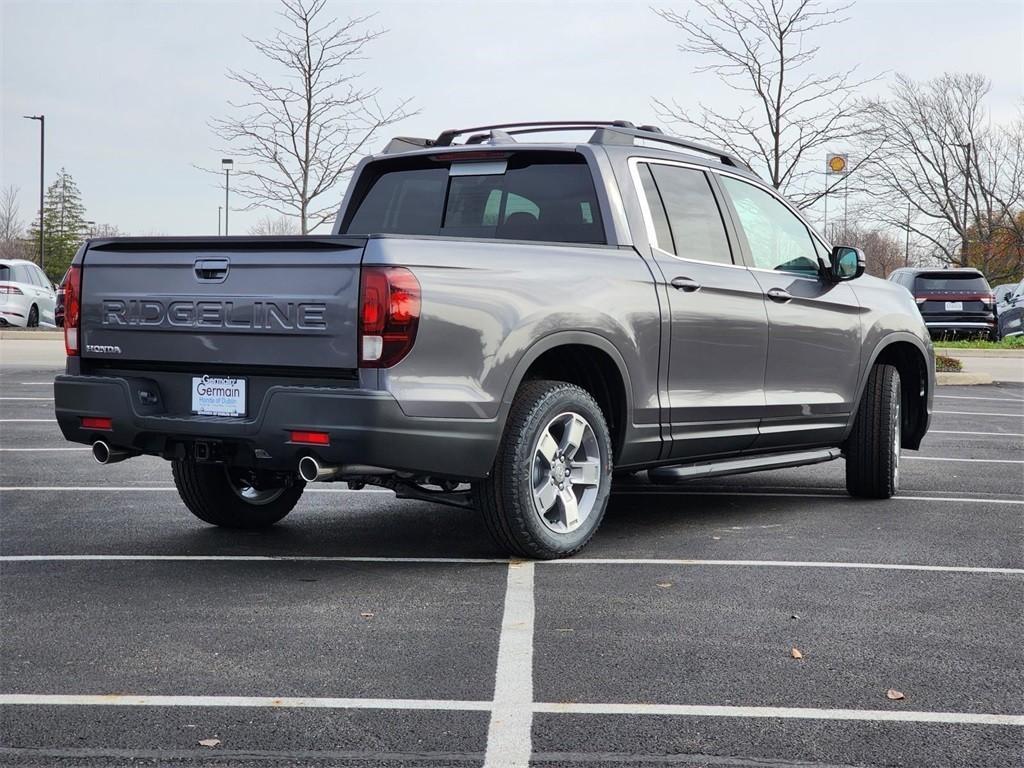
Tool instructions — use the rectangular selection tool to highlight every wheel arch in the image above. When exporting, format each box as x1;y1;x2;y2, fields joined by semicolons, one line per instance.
496;332;634;462
854;334;933;450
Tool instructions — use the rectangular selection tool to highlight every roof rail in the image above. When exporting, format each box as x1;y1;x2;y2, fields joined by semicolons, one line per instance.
589;126;752;172
433;120;637;147
379;121;754;173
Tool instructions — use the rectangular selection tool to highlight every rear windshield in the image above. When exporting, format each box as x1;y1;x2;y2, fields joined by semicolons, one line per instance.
0;265;10;282
914;273;990;292
342;152;605;244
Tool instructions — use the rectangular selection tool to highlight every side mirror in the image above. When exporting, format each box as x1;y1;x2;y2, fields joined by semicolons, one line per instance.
828;246;865;282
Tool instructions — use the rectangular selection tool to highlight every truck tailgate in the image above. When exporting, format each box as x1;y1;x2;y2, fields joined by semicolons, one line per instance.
79;236;366;370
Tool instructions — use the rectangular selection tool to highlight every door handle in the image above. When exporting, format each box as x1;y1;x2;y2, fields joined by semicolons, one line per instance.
767;287;792;303
194;258;230;282
670;276;702;292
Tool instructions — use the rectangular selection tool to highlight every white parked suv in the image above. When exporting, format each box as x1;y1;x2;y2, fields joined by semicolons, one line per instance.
0;259;57;327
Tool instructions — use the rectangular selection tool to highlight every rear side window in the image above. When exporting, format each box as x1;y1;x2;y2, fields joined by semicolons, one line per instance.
914;274;990;292
13;264;33;284
344;152;605;244
639;163;733;265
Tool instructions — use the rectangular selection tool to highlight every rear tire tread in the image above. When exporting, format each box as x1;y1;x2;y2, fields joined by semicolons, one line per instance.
172;459;303;529
473;380;611;559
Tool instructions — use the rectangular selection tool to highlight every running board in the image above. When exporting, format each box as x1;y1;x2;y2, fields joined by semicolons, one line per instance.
648;448;842;484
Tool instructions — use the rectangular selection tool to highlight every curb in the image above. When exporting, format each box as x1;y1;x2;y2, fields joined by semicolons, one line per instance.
0;330;63;340
935;347;1024;358
936;371;994;386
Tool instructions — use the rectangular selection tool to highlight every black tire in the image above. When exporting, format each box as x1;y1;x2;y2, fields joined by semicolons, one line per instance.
172;460;304;528
845;364;901;499
27;305;38;328
473;380;612;559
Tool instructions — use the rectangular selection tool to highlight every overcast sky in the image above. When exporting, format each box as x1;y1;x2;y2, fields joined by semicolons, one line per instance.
2;0;1022;236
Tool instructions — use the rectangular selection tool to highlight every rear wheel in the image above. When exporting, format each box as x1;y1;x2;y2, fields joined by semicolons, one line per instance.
473;380;612;559
845;364;901;499
172;460;304;528
27;305;38;327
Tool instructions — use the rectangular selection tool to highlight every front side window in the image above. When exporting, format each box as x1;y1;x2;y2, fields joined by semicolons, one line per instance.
344;153;605;244
640;163;733;265
719;176;819;275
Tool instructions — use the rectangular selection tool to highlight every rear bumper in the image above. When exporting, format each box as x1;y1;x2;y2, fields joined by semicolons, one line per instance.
924;319;995;334
54;374;499;479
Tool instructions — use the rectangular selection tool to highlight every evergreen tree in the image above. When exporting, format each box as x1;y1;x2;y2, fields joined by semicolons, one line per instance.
28;168;87;281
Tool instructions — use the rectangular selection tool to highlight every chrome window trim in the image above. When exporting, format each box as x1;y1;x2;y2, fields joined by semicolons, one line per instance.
626;156;747;270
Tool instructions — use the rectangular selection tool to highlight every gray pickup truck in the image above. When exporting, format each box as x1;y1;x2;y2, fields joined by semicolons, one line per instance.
55;120;934;558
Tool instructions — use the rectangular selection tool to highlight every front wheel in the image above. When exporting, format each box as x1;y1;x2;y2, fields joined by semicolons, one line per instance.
172;460;304;528
845;364;901;499
473;380;612;559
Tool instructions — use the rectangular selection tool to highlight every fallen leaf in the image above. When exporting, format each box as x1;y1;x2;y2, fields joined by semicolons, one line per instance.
790;647;804;659
886;689;905;700
360;612;374;618
656;582;672;588
198;738;221;747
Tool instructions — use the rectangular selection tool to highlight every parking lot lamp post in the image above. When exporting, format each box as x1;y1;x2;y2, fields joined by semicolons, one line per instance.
221;159;233;235
218;206;222;236
23;115;45;271
955;142;971;265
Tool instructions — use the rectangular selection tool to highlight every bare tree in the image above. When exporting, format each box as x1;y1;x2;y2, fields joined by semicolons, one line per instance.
653;0;877;208
860;73;1024;281
0;186;30;261
248;213;299;235
839;225;904;277
211;0;413;233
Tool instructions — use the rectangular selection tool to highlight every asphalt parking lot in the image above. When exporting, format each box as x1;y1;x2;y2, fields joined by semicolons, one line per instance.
1;361;1022;767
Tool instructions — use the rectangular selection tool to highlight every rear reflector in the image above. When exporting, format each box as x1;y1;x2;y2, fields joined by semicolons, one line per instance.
290;430;330;445
81;417;112;430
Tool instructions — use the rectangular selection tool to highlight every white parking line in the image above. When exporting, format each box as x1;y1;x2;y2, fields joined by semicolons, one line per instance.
0;693;490;712
929;430;1024;437
0;419;53;423
0;554;507;564
905;456;1024;464
0;694;1018;728
936;410;1024;417
0;397;52;401
937;395;1024;403
0;448;88;452
3;554;1019;575
484;562;535;768
533;702;1024;726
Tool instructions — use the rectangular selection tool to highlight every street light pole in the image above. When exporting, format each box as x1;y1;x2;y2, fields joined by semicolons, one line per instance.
218;206;222;236
23;115;45;272
221;159;233;235
956;142;971;265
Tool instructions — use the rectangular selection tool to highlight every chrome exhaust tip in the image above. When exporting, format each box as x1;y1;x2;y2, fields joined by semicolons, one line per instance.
92;440;132;465
298;455;340;483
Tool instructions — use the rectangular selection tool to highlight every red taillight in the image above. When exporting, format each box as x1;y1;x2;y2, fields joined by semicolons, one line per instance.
64;265;82;356
358;266;420;368
290;430;330;445
81;416;112;430
0;284;24;295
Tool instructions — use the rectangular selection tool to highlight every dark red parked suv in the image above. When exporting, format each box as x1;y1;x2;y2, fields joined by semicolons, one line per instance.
888;267;996;339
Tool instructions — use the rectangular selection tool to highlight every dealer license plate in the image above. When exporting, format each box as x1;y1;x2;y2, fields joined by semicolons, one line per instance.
944;301;963;312
192;376;246;416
